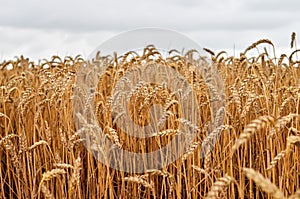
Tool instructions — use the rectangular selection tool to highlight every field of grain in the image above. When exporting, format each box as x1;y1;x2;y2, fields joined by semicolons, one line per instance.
0;37;300;199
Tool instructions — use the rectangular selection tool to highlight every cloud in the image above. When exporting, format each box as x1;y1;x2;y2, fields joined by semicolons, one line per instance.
0;0;297;32
0;0;299;61
245;0;300;12
0;26;114;61
0;0;259;31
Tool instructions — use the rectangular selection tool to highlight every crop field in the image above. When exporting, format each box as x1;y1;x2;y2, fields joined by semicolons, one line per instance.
0;37;300;198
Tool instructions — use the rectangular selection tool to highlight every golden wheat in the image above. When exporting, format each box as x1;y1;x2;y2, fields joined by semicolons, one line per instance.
0;35;300;198
243;168;286;199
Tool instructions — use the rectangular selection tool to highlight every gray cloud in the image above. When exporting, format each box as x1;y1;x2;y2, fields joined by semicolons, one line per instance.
245;0;300;12
1;0;296;31
0;0;299;61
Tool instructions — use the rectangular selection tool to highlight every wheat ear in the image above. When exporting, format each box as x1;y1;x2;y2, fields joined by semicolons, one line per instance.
205;175;235;199
233;116;274;150
243;168;286;199
268;135;300;170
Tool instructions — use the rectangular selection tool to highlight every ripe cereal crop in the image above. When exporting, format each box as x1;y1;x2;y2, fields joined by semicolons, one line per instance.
0;34;300;198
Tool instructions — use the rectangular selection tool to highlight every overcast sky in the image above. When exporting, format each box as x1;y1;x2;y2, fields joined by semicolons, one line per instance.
0;0;299;62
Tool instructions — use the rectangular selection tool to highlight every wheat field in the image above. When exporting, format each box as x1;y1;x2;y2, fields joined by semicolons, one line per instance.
0;35;300;199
